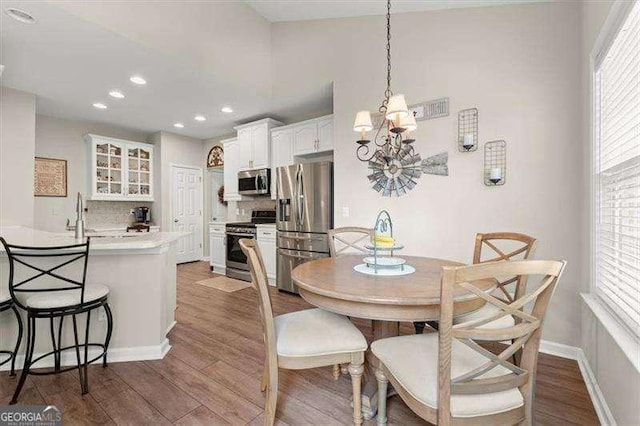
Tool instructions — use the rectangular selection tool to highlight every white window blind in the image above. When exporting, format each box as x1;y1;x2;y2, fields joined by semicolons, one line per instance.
594;0;640;337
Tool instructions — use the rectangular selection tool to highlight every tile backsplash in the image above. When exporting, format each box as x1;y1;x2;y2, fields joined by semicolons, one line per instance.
230;199;276;222
85;201;153;229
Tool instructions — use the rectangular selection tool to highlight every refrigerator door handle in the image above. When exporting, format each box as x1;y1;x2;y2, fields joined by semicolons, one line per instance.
279;235;326;242
278;249;324;260
298;166;305;227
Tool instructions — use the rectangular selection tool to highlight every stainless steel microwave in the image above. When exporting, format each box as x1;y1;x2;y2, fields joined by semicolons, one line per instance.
238;168;270;195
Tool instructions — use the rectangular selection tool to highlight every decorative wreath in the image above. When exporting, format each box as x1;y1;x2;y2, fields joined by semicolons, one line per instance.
218;186;227;206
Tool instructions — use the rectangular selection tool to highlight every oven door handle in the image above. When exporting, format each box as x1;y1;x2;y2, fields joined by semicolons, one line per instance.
226;232;256;238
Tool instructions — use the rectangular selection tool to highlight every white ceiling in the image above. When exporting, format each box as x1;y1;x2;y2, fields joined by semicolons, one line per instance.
244;0;549;22
0;1;331;139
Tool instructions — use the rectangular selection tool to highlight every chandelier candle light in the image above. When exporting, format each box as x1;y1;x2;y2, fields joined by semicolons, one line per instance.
353;0;444;197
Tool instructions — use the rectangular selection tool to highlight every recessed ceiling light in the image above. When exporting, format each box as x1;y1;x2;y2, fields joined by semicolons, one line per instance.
4;7;36;24
221;106;233;114
130;75;147;85
109;90;125;99
173;123;184;128
194;115;206;122
93;103;108;110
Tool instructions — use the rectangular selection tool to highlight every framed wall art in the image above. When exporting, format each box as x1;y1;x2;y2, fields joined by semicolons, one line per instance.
34;157;67;197
207;145;224;168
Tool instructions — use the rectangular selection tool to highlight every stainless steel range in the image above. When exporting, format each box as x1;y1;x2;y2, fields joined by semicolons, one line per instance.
225;210;276;282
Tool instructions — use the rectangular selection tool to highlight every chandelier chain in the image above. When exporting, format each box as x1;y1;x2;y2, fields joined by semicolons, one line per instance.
385;0;392;99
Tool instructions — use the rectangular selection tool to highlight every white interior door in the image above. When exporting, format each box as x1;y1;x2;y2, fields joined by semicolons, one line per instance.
172;165;203;263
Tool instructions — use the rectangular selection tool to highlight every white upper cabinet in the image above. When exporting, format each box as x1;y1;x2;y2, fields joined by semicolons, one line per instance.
317;116;334;152
292;123;317;155
236;128;252;171
86;134;154;201
270;128;294;200
234;118;283;171
252;124;269;169
222;137;241;201
292;114;334;156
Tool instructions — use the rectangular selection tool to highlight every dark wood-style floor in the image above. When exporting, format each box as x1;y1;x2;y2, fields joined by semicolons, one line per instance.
0;261;599;425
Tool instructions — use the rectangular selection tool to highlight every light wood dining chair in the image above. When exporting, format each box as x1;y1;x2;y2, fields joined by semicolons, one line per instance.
454;232;537;329
239;239;367;426
373;259;566;426
328;227;374;258
327;226;373;378
415;232;537;334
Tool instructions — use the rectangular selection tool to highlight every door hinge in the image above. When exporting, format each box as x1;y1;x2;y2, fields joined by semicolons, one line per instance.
199;176;202;182
200;243;202;248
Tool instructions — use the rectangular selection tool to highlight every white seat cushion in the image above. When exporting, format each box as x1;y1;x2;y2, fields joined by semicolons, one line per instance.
274;308;367;357
454;303;516;329
26;284;109;309
371;333;524;418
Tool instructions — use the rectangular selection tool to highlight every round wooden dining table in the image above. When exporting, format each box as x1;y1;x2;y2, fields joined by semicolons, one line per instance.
291;254;496;420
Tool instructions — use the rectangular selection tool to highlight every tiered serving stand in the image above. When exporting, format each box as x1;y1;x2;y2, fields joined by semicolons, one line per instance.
354;210;415;276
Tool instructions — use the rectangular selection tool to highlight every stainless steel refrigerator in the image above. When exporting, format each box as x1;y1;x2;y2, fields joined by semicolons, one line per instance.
276;161;333;293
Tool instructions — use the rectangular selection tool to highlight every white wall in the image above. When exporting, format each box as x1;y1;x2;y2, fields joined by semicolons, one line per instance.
272;2;583;347
34;114;148;231
0;87;36;227
152;131;204;234
202;136;228;258
580;2;639;424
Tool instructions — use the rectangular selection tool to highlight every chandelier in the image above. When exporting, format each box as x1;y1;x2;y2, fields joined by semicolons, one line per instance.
353;0;422;197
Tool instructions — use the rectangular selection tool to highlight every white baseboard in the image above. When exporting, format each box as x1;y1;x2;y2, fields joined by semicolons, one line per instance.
540;339;615;425
0;339;171;372
166;320;177;334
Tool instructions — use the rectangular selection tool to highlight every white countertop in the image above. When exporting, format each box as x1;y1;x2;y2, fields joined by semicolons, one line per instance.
0;226;185;251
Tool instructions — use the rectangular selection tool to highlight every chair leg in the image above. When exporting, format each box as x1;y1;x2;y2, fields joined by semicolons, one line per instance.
375;368;388;426
264;366;278;426
10;305;23;377
413;321;426;334
341;363;349;376
83;311;91;393
71;314;88;395
57;316;64;371
49;317;60;373
349;362;364;426
11;314;35;405
332;364;340;380
260;362;268;392
103;303;113;367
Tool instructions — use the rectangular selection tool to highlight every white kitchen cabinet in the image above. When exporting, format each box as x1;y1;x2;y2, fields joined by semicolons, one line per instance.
222;138;241;201
316;116;334;152
234;118;283;171
292;114;334;156
209;223;226;274
85;134;154;201
292;123;317;155
256;225;277;286
270;128;293;200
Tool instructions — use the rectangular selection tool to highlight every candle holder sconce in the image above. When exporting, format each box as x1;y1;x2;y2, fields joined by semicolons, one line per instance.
458;108;478;152
484;140;506;186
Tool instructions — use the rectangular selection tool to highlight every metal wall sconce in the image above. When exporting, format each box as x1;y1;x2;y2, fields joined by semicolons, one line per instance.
458;108;478;152
484;140;506;186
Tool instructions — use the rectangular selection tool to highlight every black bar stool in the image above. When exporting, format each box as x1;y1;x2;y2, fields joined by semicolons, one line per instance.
0;296;22;376
0;237;113;404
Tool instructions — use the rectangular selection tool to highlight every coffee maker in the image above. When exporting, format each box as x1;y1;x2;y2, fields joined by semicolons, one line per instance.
133;206;150;224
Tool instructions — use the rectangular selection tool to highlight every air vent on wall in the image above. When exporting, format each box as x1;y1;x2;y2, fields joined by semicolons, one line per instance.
410;97;449;121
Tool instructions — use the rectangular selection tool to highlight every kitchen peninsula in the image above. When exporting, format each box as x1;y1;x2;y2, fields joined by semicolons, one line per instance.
0;226;184;369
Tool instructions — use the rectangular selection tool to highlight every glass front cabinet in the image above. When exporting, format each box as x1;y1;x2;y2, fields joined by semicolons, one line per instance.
85;134;154;201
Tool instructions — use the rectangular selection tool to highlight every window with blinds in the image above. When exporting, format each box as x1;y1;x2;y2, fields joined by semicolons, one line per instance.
594;0;640;337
